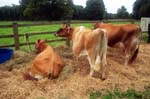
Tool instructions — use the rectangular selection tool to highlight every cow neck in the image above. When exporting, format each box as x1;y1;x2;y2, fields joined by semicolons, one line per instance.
67;28;74;40
41;43;48;52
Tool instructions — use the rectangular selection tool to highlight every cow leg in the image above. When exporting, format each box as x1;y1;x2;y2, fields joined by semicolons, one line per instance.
124;37;139;66
99;46;108;80
124;43;131;66
123;37;132;66
128;37;139;64
87;49;96;77
88;56;95;77
87;56;94;76
99;33;108;80
94;55;101;71
34;74;44;80
124;53;130;66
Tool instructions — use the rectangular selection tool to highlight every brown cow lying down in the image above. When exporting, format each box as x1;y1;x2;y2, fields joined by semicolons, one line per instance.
24;39;65;80
55;23;108;79
93;22;141;66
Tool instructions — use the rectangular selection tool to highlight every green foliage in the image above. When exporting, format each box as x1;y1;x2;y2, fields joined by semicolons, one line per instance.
0;0;74;21
133;0;150;19
90;91;101;99
104;12;117;19
0;21;148;51
117;6;130;19
0;5;23;20
22;0;74;20
89;87;150;99
73;5;85;20
85;0;105;20
0;21;93;51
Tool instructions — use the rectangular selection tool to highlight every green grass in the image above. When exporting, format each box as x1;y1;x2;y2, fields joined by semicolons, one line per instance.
0;21;93;51
0;21;148;51
90;86;150;99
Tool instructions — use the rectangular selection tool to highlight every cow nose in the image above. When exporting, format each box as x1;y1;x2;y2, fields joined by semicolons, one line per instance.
54;33;58;36
23;72;38;81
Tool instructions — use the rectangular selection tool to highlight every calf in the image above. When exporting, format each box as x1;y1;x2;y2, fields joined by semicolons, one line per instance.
55;24;108;79
24;39;65;80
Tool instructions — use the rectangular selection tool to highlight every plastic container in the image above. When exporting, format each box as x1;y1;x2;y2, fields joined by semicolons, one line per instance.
0;48;13;64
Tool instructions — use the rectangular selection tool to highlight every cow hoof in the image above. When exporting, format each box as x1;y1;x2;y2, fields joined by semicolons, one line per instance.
101;73;107;80
89;74;93;78
101;76;106;80
89;70;94;77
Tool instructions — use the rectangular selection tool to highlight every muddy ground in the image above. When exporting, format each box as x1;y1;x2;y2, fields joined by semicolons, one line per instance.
0;43;150;99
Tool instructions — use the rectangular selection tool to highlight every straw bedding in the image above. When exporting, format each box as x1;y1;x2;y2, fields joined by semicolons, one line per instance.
0;43;150;99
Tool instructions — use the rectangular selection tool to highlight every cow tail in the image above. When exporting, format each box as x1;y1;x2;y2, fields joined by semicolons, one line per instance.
128;43;139;64
100;29;108;80
93;29;107;72
100;29;108;65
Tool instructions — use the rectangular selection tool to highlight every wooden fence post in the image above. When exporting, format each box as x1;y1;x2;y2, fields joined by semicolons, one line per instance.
13;22;20;50
131;20;135;24
66;39;70;47
66;20;71;47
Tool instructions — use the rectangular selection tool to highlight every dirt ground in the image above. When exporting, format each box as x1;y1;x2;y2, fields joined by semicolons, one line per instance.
0;43;150;99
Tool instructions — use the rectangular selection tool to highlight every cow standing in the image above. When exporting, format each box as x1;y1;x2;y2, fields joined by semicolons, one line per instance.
55;24;108;79
93;22;141;66
24;39;65;80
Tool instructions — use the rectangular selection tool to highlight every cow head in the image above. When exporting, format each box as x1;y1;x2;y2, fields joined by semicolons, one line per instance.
35;39;47;53
54;23;71;38
93;22;104;29
23;68;39;81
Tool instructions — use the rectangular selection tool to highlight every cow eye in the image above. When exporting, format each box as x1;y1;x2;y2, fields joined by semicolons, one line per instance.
57;28;63;33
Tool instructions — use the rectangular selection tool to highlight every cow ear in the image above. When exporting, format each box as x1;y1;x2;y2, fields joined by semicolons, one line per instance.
44;39;48;43
62;22;67;28
67;23;71;28
62;24;67;28
39;39;46;44
37;39;41;43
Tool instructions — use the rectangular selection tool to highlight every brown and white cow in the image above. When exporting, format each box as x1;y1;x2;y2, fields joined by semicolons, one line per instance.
24;39;65;80
93;22;141;66
55;24;108;79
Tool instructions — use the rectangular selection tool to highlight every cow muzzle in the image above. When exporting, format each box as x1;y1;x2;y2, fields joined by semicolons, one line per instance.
54;33;58;36
23;72;38;81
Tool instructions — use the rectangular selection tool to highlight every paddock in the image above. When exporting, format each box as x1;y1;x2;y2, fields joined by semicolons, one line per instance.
0;42;150;99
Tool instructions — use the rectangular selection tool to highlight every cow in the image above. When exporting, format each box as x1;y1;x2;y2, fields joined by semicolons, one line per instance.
54;23;108;79
35;39;48;53
93;22;141;66
24;39;65;80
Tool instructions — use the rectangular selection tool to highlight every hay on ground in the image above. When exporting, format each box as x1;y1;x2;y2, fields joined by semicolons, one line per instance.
0;43;150;99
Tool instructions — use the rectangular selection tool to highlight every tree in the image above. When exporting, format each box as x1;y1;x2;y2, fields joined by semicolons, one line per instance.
21;0;74;20
105;12;117;19
0;5;23;20
117;6;129;19
73;5;85;20
85;0;105;20
133;0;150;19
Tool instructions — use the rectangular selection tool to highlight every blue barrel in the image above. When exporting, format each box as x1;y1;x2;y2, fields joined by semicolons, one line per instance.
0;48;13;64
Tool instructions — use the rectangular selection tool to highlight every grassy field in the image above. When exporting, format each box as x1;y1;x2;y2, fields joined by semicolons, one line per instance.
0;21;94;51
0;21;148;51
90;86;150;99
